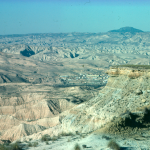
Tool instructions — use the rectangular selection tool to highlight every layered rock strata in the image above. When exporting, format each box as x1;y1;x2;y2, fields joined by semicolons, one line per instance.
19;66;150;141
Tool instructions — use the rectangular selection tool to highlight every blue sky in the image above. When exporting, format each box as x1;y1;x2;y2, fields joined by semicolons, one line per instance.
0;0;150;35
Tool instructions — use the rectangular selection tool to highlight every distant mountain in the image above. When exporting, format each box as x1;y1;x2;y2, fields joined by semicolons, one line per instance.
109;27;143;33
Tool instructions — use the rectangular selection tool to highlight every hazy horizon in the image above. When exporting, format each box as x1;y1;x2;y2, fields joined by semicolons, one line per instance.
0;0;150;35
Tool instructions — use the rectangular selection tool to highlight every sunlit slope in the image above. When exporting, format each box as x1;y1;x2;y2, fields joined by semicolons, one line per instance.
19;65;150;142
0;52;103;141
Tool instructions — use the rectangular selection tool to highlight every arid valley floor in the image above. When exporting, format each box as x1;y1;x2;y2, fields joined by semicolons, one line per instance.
1;27;150;149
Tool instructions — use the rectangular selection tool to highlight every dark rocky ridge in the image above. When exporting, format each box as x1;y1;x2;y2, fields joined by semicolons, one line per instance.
20;45;35;57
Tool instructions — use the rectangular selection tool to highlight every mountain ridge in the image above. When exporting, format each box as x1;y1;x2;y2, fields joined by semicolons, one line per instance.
109;26;144;33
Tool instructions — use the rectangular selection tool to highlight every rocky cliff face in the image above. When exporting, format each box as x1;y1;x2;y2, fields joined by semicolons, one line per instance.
18;66;150;142
61;67;150;133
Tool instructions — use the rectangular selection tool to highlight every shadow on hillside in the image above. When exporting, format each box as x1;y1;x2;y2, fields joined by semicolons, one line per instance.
119;108;150;129
120;147;131;150
104;108;150;136
120;147;134;150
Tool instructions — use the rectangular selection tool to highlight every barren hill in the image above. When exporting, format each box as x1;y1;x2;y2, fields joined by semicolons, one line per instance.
61;66;150;134
1;30;150;148
1;31;150;66
0;52;103;142
14;65;150;144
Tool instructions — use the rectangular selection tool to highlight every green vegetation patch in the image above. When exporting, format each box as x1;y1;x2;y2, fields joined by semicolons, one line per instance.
0;144;8;150
60;132;75;136
28;142;33;147
11;142;22;150
107;140;120;150
33;142;38;147
112;64;150;69
41;134;52;142
0;141;23;150
74;143;81;150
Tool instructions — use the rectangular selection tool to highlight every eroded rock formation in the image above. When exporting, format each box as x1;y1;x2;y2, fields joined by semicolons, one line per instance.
17;66;150;142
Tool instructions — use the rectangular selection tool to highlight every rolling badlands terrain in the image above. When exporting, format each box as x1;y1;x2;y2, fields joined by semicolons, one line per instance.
0;27;150;149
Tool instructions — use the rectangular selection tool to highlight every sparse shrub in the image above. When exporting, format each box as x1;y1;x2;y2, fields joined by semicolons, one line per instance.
61;132;74;136
57;134;61;139
45;141;49;145
67;138;71;142
10;142;22;150
81;135;85;138
66;132;74;136
60;132;66;136
102;135;111;140
75;131;79;135
2;140;11;147
0;144;8;150
28;142;32;147
41;134;51;142
52;136;57;141
33;142;38;147
41;135;47;141
4;142;10;147
107;140;120;150
0;142;10;150
74;143;81;150
123;141;127;145
82;145;87;148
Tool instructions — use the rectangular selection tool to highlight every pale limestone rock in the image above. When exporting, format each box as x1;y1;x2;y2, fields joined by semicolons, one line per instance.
1;123;46;141
0;115;20;130
142;99;146;103
136;89;143;95
28;116;60;128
